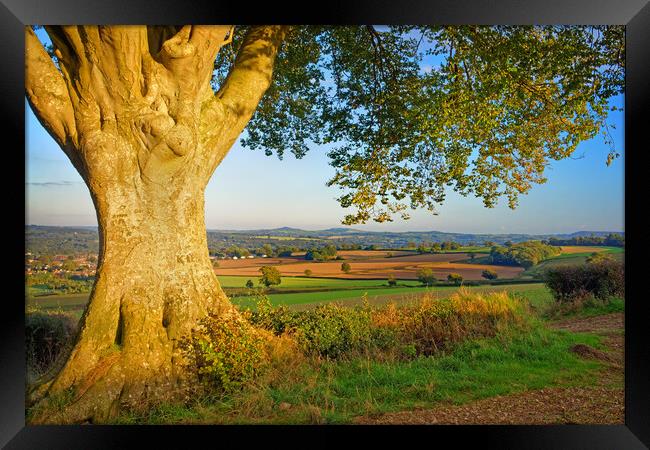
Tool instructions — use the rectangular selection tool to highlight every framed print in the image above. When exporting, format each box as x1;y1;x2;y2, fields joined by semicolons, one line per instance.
2;0;649;447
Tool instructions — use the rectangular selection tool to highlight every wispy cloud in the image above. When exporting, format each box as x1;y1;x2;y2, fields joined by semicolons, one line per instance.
26;181;81;187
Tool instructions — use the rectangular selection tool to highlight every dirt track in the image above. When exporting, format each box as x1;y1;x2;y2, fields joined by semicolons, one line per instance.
354;313;624;425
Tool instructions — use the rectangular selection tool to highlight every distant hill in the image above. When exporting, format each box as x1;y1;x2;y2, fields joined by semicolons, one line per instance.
209;227;624;242
564;231;624;238
26;225;624;255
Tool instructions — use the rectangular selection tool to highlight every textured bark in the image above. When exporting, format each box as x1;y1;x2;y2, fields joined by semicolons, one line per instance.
25;25;287;423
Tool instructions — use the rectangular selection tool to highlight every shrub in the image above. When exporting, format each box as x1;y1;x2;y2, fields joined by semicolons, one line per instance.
249;296;297;336
341;262;351;273
304;269;313;277
586;252;614;264
481;269;498;280
292;304;375;359
544;260;624;303
245;279;254;289
251;298;391;360
387;276;397;287
447;273;463;285
26;308;78;379
180;312;266;394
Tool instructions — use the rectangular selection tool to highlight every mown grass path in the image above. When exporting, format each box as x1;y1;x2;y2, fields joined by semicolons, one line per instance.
354;313;624;424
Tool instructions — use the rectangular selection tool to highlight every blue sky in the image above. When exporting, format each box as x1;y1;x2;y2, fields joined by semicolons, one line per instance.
25;29;625;234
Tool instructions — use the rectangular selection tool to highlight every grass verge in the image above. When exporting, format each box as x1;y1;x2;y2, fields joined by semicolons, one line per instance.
114;288;603;425
114;323;603;424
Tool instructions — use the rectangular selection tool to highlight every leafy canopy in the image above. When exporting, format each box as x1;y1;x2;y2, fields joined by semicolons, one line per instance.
215;25;623;225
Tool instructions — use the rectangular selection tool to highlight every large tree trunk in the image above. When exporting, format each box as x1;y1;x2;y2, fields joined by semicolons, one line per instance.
25;25;287;423
31;175;233;423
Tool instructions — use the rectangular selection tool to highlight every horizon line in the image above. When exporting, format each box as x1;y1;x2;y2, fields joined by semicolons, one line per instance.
25;224;625;236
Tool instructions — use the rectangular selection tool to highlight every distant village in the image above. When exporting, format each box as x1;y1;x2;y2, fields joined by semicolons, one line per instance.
25;252;97;277
25;251;269;277
211;254;267;261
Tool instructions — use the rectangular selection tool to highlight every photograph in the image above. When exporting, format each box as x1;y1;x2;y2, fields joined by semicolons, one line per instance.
21;22;631;428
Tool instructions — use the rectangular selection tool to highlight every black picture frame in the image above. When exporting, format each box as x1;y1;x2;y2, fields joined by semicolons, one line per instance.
2;0;648;448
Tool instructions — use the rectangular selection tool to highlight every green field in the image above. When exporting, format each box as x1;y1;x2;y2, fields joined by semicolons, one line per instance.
26;292;89;319
26;280;552;316
554;246;623;259
522;247;624;279
25;276;421;313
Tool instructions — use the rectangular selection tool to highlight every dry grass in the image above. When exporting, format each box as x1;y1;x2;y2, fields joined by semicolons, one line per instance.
380;289;524;356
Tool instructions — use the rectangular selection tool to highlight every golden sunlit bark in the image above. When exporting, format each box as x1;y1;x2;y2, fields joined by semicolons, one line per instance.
25;25;287;423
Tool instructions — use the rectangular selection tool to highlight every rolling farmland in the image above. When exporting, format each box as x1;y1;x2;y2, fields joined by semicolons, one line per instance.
214;250;523;280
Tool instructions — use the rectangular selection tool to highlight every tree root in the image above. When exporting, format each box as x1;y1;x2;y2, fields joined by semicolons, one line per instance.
27;354;195;424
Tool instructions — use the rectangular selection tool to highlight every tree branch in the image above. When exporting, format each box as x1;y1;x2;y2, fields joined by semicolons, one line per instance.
155;25;232;101
25;27;80;162
214;25;289;136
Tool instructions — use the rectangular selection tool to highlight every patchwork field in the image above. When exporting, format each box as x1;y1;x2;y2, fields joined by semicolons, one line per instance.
26;246;622;320
214;251;523;280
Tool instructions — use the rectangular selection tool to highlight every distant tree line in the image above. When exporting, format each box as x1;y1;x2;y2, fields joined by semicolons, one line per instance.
208;238;474;259
210;243;302;258
26;227;99;255
545;233;624;247
415;241;462;253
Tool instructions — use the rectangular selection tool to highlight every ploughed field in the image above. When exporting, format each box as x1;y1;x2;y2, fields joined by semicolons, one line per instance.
213;250;523;281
